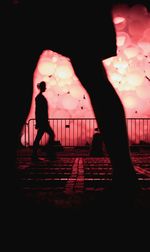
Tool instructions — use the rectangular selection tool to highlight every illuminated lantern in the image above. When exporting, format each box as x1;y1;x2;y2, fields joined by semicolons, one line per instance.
37;59;56;75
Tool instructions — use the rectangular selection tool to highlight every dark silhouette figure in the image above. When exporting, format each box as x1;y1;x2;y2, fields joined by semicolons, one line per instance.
32;81;56;160
3;0;149;212
90;132;105;157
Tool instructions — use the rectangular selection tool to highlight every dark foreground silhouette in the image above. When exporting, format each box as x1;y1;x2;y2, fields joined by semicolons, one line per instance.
2;1;150;221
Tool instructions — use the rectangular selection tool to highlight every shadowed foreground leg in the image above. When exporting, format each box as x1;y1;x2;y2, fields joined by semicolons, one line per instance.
71;57;140;207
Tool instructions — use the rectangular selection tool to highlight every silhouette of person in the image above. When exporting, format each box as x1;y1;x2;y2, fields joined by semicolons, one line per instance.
90;131;105;157
32;81;56;160
3;0;149;209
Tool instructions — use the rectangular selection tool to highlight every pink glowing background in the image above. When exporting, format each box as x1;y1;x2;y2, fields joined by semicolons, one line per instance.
21;3;150;145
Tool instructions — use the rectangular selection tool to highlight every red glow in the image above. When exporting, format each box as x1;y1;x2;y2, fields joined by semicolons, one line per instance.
22;3;150;146
113;17;125;24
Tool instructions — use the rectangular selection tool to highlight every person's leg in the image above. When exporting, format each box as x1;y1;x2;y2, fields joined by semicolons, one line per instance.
46;125;55;145
45;125;56;159
71;56;139;195
32;128;44;158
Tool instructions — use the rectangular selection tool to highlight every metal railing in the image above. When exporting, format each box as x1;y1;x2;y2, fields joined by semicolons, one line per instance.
21;118;150;147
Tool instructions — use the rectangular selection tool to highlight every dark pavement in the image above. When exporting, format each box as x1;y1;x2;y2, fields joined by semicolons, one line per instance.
16;147;150;214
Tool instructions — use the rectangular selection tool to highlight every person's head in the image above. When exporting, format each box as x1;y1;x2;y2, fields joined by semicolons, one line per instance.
37;81;46;93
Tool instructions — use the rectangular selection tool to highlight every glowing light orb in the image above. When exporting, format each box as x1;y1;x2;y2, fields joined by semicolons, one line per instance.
51;56;58;62
124;46;139;59
116;32;130;47
69;83;85;99
55;65;73;79
112;57;128;72
113;16;126;30
126;70;145;88
109;72;122;87
114;16;125;24
38;60;56;75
